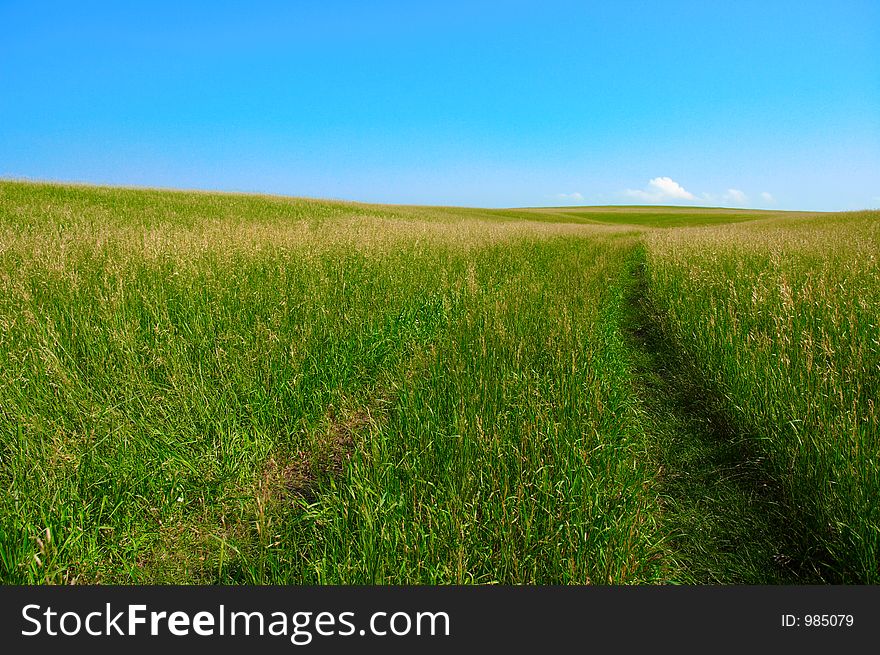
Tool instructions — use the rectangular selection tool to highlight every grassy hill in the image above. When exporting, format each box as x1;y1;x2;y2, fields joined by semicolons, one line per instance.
1;180;877;583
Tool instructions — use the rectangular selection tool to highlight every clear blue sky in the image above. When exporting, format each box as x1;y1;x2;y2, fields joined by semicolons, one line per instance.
1;1;878;210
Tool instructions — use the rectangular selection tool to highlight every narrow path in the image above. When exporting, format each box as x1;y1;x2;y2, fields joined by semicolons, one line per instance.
622;246;826;583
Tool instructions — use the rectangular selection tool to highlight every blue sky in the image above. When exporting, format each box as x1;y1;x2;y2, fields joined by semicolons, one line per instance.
1;1;878;210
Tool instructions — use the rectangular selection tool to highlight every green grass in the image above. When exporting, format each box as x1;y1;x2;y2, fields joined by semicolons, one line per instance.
0;180;877;583
514;207;799;228
643;213;880;581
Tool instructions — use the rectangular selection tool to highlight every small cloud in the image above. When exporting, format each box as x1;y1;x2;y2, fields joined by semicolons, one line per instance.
555;192;584;203
723;188;748;205
625;177;695;202
760;191;775;204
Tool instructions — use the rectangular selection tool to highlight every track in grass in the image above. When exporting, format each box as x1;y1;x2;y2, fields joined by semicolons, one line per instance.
623;248;828;583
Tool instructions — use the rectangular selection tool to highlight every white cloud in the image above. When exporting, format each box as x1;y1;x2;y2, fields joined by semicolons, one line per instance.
555;192;584;203
625;177;695;202
723;188;748;205
760;191;775;204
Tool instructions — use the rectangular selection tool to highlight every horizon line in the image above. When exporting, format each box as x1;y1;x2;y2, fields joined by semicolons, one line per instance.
0;176;849;214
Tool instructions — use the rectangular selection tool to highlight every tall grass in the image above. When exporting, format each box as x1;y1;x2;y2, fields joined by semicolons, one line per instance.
0;181;662;583
276;237;663;583
644;212;880;581
2;181;876;584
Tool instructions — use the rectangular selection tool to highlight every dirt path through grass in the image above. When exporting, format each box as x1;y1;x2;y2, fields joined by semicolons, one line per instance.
622;246;827;583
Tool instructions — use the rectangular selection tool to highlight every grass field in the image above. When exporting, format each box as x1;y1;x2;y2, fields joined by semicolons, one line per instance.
1;180;877;584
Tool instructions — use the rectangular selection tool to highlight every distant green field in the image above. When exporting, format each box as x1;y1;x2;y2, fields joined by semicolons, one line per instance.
518;208;797;227
1;181;877;584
